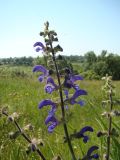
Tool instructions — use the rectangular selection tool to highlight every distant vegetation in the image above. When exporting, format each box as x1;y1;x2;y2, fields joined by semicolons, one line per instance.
0;50;120;80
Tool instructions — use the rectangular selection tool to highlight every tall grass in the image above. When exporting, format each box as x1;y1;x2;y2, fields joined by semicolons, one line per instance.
0;66;120;159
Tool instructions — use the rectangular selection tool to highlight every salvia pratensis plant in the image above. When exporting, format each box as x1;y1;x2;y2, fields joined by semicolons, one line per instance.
1;21;100;160
97;74;120;160
32;21;99;160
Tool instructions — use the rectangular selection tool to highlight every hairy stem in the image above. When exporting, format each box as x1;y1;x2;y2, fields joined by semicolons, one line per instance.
49;41;76;160
106;90;113;160
3;112;46;160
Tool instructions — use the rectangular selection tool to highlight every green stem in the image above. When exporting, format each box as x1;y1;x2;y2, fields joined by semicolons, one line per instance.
106;90;113;160
49;42;76;159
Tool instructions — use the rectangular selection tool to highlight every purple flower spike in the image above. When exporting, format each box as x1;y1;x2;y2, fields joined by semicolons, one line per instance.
38;99;56;109
33;65;47;74
86;146;99;159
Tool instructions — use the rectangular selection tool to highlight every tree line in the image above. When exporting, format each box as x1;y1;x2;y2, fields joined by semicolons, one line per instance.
0;50;120;80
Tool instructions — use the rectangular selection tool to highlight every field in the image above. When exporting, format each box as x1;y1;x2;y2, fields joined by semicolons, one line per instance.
0;66;120;160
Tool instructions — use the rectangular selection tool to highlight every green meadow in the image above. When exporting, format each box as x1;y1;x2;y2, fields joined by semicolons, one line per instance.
0;66;120;160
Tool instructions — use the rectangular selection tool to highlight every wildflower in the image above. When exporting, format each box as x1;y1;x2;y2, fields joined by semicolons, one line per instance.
70;126;93;143
47;77;58;88
82;146;99;160
44;84;55;94
63;68;83;90
45;77;58;94
39;99;57;109
33;65;49;82
45;114;59;133
64;89;87;108
63;74;83;90
70;89;87;106
39;100;58;132
33;42;45;52
86;146;99;159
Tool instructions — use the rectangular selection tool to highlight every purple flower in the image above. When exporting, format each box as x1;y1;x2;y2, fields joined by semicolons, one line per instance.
70;89;87;106
47;77;58;88
38;100;58;132
71;89;87;99
44;84;55;94
38;99;56;109
45;114;59;133
73;84;80;90
70;126;93;143
45;109;58;133
47;122;58;133
63;74;83;90
63;76;72;89
33;65;48;74
38;75;45;82
87;146;99;159
45;114;56;125
35;47;41;52
70;75;83;83
33;65;49;82
33;42;45;52
77;100;85;106
44;77;58;94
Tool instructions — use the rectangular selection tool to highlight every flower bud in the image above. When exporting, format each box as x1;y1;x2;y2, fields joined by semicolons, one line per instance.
23;123;34;131
101;111;110;118
8;112;19;122
31;138;44;147
8;116;14;122
40;32;44;36
111;110;120;116
9;131;20;139
97;131;107;137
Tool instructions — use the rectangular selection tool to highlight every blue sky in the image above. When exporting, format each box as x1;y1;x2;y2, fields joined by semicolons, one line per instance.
0;0;120;58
